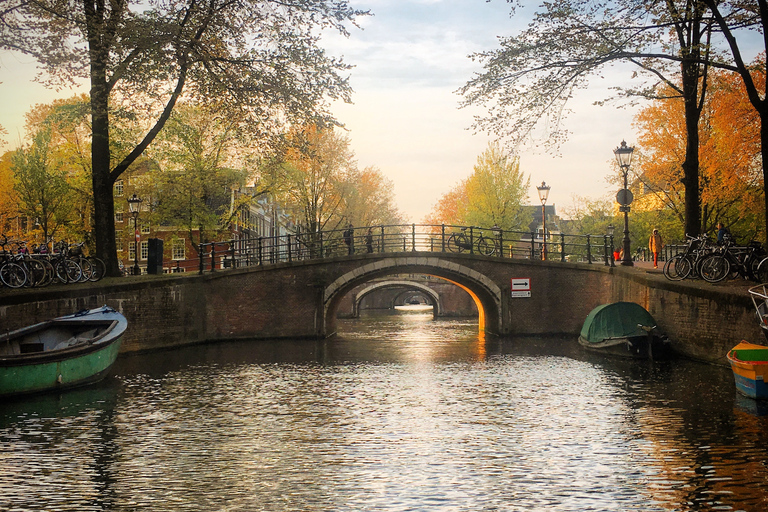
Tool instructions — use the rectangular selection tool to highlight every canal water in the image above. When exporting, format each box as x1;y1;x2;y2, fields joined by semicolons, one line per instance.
2;308;768;511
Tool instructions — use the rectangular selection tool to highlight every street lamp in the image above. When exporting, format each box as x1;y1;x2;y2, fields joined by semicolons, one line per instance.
127;193;143;275
613;141;634;266
536;181;551;260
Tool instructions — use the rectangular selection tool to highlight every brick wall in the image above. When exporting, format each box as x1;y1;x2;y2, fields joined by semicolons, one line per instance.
0;255;760;365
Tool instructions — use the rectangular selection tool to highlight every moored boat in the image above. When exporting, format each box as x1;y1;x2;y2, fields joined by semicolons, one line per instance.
0;305;126;398
578;302;671;359
727;341;768;399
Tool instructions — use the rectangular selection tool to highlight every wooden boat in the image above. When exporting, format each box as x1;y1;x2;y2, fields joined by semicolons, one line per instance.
727;341;768;399
748;284;768;342
0;305;126;398
578;302;671;359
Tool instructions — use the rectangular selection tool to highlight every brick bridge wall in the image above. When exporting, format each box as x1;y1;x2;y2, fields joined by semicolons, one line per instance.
0;253;760;364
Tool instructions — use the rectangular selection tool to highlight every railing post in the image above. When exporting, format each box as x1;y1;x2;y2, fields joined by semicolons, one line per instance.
198;243;204;274
586;235;592;264
319;231;324;258
379;226;384;253
560;233;566;262
441;224;446;252
498;229;504;258
603;235;609;266
469;226;474;254
230;241;236;268
287;235;292;262
530;232;536;259
412;224;416;251
609;235;615;267
257;237;263;265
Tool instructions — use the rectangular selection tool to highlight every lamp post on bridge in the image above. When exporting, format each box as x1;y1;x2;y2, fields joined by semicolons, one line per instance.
536;181;551;261
127;193;143;276
613;141;634;267
607;224;616;267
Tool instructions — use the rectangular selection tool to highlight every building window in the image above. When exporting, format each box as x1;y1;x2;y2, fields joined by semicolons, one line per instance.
172;239;186;260
141;223;150;235
140;240;148;260
115;207;124;223
129;242;136;261
114;180;124;197
115;231;123;251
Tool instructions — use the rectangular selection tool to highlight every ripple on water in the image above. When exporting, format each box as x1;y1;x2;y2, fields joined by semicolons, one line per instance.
1;315;767;511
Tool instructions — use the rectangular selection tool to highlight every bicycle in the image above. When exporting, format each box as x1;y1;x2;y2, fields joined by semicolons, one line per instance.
662;234;715;281
0;235;28;288
447;227;498;255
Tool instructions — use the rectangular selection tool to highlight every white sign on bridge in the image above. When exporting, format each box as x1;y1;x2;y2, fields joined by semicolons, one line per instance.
511;277;531;298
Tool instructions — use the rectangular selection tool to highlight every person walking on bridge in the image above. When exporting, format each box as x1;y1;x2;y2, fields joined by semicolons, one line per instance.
648;228;663;269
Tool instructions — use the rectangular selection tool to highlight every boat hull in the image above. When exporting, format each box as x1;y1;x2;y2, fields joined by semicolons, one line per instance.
0;306;126;398
728;342;768;399
578;334;671;359
0;336;122;397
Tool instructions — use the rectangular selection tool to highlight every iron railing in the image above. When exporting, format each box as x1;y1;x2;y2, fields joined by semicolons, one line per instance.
194;224;618;274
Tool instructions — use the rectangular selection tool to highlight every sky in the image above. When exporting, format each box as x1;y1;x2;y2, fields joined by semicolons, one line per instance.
0;0;641;222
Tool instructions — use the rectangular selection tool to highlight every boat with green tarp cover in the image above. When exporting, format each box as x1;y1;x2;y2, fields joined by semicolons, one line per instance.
579;302;671;359
0;306;126;398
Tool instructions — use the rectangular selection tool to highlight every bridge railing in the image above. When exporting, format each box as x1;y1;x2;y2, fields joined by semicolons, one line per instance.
197;224;617;273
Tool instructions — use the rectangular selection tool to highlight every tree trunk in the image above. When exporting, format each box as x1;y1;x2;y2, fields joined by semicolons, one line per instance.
89;50;120;276
680;54;702;237
762;110;768;246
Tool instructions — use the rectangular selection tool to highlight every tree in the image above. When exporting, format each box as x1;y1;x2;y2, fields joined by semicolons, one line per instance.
1;0;368;274
703;0;768;242
458;0;735;237
151;104;253;252
341;166;405;228
11;127;75;243
0;152;20;233
426;142;531;231
273;125;355;242
634;69;763;241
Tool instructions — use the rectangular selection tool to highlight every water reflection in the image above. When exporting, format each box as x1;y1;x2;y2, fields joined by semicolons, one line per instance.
1;311;767;511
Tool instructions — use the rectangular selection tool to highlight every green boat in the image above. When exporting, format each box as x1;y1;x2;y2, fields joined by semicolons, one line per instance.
0;305;126;398
578;302;672;359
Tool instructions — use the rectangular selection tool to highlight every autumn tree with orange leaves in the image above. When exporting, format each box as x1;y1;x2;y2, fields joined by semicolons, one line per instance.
633;67;764;241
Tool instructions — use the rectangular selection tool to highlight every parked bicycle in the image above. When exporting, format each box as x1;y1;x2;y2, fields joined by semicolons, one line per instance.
662;234;716;281
447;227;498;255
698;238;767;283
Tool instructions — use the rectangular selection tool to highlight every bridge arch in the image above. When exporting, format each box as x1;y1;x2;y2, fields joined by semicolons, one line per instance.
352;280;441;318
323;256;502;335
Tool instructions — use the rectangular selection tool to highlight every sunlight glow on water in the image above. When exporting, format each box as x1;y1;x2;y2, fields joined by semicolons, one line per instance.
1;312;767;511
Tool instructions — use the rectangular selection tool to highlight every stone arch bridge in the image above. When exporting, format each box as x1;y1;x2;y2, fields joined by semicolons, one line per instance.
1;249;762;365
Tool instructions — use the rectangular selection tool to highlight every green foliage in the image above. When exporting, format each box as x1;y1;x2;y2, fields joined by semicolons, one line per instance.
427;142;531;231
150;105;252;250
11;128;74;242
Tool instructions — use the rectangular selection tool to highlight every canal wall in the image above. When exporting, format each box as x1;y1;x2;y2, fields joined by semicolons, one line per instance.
0;263;760;365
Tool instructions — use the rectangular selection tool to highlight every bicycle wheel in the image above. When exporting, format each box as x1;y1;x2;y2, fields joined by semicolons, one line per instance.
448;234;466;253
24;258;48;287
699;253;731;283
756;257;768;283
663;254;691;281
476;236;495;256
37;258;55;287
55;259;82;283
77;257;93;282
0;262;27;288
87;257;106;281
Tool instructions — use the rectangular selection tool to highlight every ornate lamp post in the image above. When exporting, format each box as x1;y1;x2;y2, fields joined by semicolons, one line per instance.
613;141;634;266
127;193;142;275
536;181;551;260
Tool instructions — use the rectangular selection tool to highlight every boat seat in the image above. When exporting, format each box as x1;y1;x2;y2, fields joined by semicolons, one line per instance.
19;343;45;354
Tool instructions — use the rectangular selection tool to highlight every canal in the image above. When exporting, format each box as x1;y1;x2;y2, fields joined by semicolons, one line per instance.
1;308;768;511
